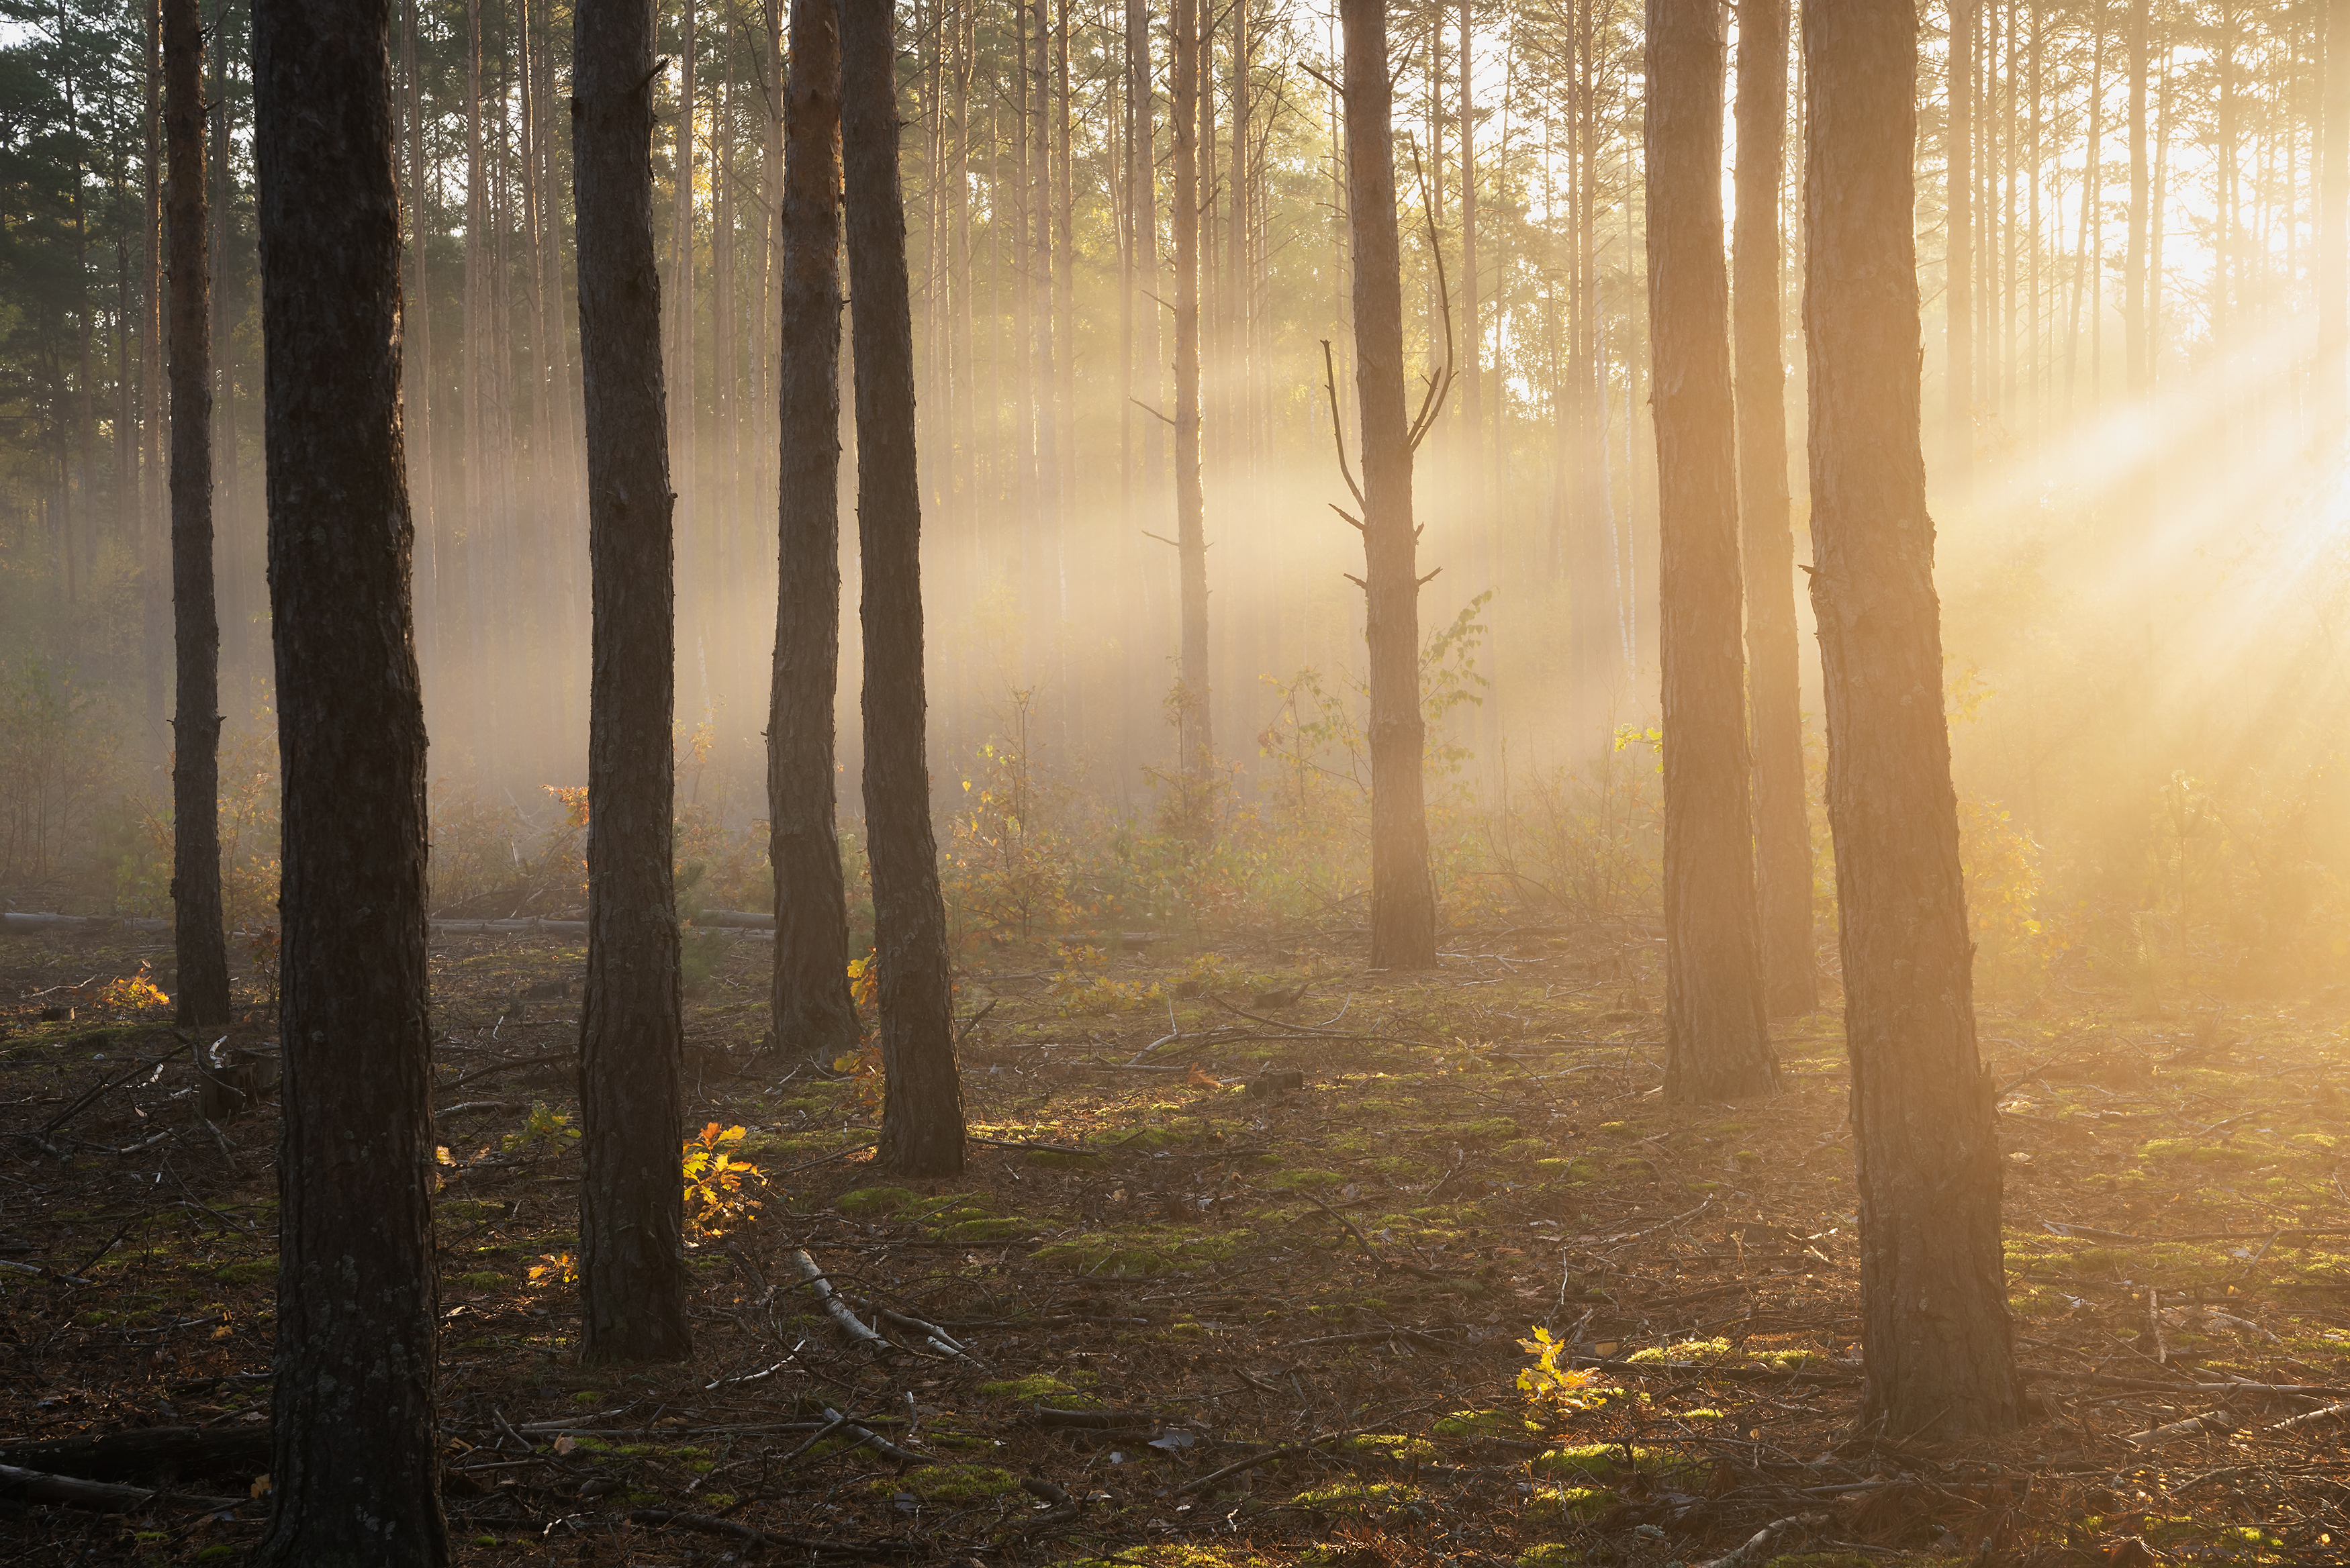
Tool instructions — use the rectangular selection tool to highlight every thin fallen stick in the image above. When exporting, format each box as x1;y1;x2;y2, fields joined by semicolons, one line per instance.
1694;1512;1828;1568
2125;1408;2237;1449
2267;1400;2350;1432
874;1305;988;1368
789;1248;892;1352
0;1462;242;1514
822;1408;935;1467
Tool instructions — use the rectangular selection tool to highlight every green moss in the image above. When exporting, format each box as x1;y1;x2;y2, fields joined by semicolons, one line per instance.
209;1260;273;1287
870;1463;1021;1505
1536;1485;1609;1519
1515;1547;1582;1568
1287;1479;1418;1514
1531;1443;1668;1479
1343;1432;1436;1462
1497;1137;1551;1161
1033;1228;1239;1277
1266;1167;1348;1191
975;1373;1078;1401
1431;1408;1540;1440
453;1271;508;1291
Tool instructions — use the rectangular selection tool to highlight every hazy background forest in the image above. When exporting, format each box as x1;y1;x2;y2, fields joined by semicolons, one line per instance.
4;0;2345;1004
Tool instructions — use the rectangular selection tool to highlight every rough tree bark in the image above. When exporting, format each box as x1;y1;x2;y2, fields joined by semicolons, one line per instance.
1734;0;1815;1020
248;0;446;1561
2124;0;2147;391
573;0;692;1364
841;0;965;1177
767;0;861;1068
1802;0;2020;1440
163;0;230;1029
1170;0;1211;798
1340;0;1439;971
1648;0;1775;1097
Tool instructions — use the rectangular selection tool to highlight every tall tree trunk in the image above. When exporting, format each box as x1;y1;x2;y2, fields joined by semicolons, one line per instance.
769;0;859;1068
1341;0;1438;971
573;0;691;1365
404;0;436;683
1735;0;1815;1020
2066;19;2103;412
1171;0;1211;794
841;0;966;1179
164;0;230;1030
1648;0;1775;1098
671;0;700;709
2322;0;2349;432
1802;0;2019;1441
143;0;168;765
248;0;445;1559
1947;0;1973;483
464;0;491;742
207;21;238;652
2125;0;2147;391
1457;0;1479;497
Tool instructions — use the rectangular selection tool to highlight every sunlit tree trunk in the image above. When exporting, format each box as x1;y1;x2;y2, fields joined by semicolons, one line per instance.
1803;0;2019;1442
1648;0;1775;1097
1341;0;1439;971
769;0;859;1070
1736;0;1816;1021
573;0;691;1365
164;0;230;1030
841;0;966;1178
249;0;445;1556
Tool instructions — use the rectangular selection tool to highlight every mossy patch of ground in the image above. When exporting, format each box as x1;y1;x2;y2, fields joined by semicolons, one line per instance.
870;1463;1021;1505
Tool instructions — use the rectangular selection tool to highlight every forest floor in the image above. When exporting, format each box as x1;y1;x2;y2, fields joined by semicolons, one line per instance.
4;920;2350;1566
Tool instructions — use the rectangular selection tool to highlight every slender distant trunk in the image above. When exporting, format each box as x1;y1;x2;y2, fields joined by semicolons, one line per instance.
2322;0;2349;432
143;0;167;764
165;0;230;1029
769;0;859;1068
671;0;700;689
2066;20;2103;411
404;0;435;678
1735;0;1815;1020
1803;0;2019;1442
1171;0;1211;792
1946;0;1973;481
248;0;444;1559
2149;49;2170;377
841;0;965;1179
1341;0;1438;971
1648;0;1775;1097
1055;0;1074;518
573;0;691;1365
464;0;490;733
206;24;238;640
1458;0;1480;491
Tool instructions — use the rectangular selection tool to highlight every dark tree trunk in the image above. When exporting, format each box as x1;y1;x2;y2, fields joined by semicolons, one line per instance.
248;1;446;1561
573;0;692;1364
164;0;230;1029
1734;0;1815;1020
1341;0;1438;971
1801;0;2019;1441
841;0;963;1178
1170;0;1211;797
142;0;168;768
768;0;860;1067
1648;0;1775;1099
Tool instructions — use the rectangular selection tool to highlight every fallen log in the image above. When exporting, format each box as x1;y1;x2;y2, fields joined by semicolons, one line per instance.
0;1425;271;1481
0;1461;242;1513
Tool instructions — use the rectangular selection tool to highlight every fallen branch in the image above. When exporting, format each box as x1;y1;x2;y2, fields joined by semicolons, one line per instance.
874;1306;988;1368
2126;1408;2237;1449
789;1249;892;1352
822;1408;934;1467
0;1461;241;1514
0;1425;271;1481
1695;1512;1828;1568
